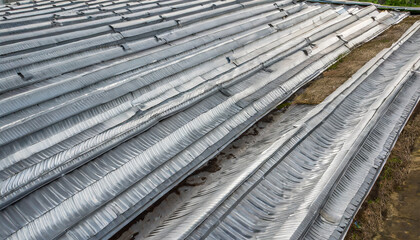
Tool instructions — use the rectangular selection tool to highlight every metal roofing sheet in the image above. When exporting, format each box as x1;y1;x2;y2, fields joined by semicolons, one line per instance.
0;0;408;239
157;21;419;240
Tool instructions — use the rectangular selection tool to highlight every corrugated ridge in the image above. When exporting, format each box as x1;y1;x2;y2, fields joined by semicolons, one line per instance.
0;1;406;239
180;23;420;240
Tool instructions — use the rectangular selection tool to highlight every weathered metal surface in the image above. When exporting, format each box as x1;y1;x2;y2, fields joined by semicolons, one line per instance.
0;0;408;239
151;22;419;240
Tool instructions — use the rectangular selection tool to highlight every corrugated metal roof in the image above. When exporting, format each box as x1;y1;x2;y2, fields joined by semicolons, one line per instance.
304;22;420;239
0;0;408;239
143;21;420;240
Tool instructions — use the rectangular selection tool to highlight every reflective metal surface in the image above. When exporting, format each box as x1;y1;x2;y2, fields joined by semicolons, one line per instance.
0;0;408;239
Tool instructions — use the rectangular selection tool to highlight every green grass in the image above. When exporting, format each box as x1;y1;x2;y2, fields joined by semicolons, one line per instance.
276;102;292;110
329;54;347;70
381;157;403;180
356;0;419;6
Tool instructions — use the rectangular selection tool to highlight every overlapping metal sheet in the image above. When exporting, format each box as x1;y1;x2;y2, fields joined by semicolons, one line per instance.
0;0;408;239
142;21;420;240
303;22;420;240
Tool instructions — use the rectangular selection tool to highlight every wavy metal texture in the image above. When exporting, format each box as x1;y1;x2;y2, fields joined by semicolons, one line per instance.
0;0;407;239
147;21;419;240
302;22;420;240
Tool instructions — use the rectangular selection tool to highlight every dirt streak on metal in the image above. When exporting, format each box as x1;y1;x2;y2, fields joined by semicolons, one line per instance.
115;104;314;240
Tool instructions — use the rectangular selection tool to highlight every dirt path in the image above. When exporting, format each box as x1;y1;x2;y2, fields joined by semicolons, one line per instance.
377;139;420;240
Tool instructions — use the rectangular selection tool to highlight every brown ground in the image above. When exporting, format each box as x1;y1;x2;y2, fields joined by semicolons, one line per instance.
293;15;420;105
345;105;420;240
378;138;420;240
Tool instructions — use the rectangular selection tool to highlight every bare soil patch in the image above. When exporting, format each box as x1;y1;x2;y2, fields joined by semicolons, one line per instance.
293;15;420;105
346;105;420;240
